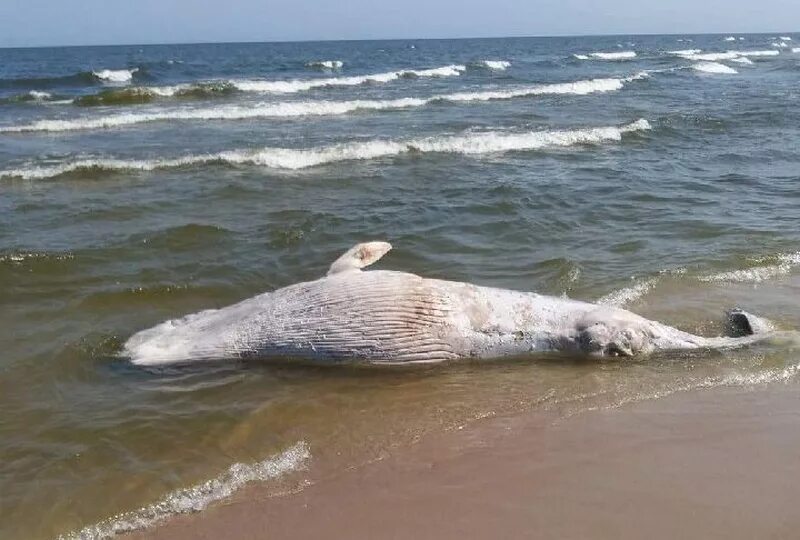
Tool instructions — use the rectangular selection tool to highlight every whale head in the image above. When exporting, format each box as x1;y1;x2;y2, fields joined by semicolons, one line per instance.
575;310;655;357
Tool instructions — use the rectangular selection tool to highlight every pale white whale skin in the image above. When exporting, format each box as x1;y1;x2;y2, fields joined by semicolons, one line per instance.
124;241;773;366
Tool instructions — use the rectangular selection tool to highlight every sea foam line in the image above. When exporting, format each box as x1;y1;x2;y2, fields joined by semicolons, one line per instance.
699;252;800;283
667;49;702;55
677;50;780;62
0;120;652;180
575;51;637;61
225;64;466;93
58;441;310;540
0;75;642;134
85;63;467;100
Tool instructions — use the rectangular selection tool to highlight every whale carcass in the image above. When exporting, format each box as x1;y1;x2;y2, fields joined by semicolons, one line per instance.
124;241;773;366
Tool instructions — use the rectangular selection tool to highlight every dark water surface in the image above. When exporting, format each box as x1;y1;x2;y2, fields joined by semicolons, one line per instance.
2;34;800;539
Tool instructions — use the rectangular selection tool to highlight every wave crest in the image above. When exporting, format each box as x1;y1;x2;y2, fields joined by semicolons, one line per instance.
576;51;637;61
472;60;511;70
693;62;738;74
92;68;138;83
0;120;651;180
0;75;639;133
305;60;344;70
231;64;466;93
58;442;310;540
700;253;800;283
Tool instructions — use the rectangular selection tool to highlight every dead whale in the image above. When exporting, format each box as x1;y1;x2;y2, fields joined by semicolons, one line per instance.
124;241;774;366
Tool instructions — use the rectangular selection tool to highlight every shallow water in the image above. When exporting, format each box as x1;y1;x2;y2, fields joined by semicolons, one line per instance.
2;34;800;539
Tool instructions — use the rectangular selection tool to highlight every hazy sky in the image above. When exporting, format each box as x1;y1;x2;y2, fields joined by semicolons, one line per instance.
1;0;798;47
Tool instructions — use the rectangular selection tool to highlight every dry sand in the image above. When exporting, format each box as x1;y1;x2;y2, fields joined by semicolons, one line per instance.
130;383;800;539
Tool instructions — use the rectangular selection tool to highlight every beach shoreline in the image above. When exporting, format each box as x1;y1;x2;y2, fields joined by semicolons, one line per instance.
128;381;800;539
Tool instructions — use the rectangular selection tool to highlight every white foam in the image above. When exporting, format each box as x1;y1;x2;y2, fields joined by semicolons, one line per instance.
596;277;659;307
478;60;511;70
410;65;466;77
306;60;344;69
693;62;738;74
678;50;779;62
772;42;789;48
0;120;651;180
700;253;800;283
572;54;590;60
440;76;630;102
0;76;636;134
679;51;740;61
230;64;466;93
28;90;52;100
736;49;780;57
724;36;737;42
793;47;800;53
729;57;754;65
667;49;702;55
588;51;637;60
93;68;138;83
58;442;310;540
780;36;792;41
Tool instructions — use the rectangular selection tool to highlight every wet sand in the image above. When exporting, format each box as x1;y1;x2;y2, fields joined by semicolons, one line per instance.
131;383;800;540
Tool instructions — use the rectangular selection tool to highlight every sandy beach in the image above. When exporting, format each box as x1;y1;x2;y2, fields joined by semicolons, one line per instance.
128;381;800;539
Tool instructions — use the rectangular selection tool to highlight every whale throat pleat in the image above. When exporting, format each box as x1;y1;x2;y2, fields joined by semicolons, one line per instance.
234;273;459;363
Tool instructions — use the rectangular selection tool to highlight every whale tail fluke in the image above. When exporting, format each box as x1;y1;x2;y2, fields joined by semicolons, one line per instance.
727;308;774;337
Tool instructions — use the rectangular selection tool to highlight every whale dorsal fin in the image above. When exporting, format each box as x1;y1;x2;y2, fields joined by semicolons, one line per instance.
327;241;392;276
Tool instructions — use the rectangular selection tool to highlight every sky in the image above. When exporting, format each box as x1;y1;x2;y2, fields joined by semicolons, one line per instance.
1;0;798;48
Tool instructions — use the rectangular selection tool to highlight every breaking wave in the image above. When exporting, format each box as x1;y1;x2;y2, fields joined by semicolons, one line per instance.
73;82;237;106
737;49;781;57
596;252;800;306
58;441;310;540
473;60;511;70
693;62;738;74
0;119;652;179
305;60;344;69
27;90;52;100
92;68;139;83
0;75;641;133
700;253;800;283
229;64;466;93
69;63;467;104
0;90;61;104
667;49;702;55
576;51;637;61
677;50;780;62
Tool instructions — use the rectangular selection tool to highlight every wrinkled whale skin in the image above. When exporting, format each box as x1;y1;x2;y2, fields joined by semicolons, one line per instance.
124;243;769;366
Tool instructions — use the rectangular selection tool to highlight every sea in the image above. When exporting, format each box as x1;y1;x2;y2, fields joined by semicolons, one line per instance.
2;33;800;539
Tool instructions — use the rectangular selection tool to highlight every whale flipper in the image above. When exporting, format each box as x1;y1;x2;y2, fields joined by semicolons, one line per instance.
327;241;393;275
727;309;773;337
